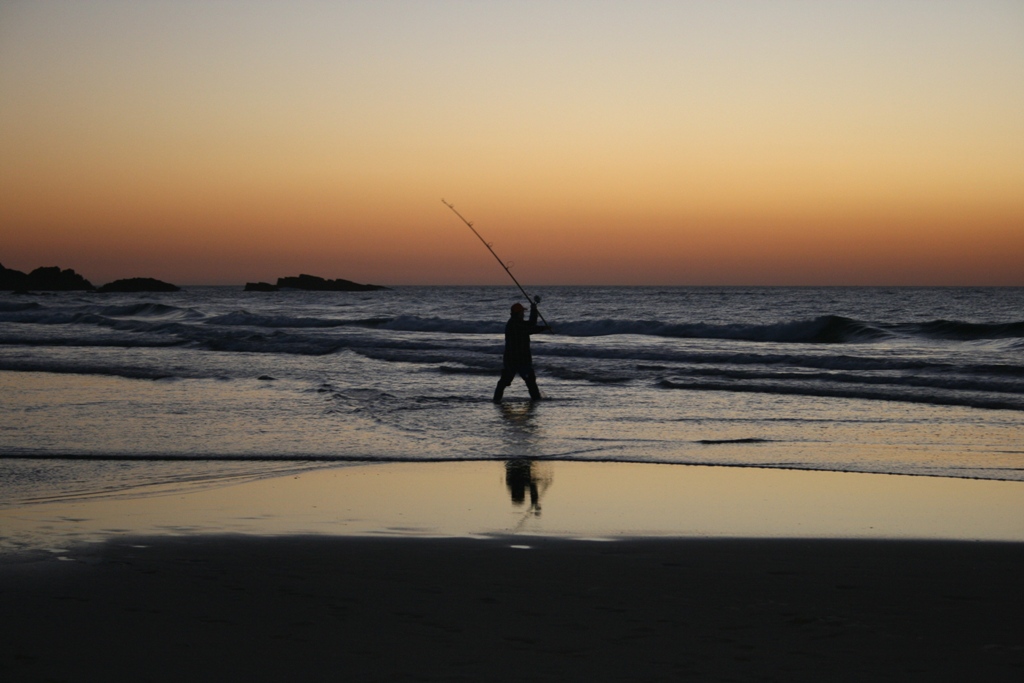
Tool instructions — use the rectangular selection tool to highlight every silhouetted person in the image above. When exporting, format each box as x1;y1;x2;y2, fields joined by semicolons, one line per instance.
493;298;550;403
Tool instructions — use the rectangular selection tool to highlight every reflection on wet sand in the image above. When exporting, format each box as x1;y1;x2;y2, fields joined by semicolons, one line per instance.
504;459;552;517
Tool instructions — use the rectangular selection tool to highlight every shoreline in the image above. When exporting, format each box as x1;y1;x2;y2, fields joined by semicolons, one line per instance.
2;534;1022;681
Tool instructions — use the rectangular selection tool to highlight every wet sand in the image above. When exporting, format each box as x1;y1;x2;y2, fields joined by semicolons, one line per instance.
4;461;1024;550
2;462;1023;681
2;534;1023;682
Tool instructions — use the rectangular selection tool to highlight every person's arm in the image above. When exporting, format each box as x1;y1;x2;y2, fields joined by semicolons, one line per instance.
528;301;551;333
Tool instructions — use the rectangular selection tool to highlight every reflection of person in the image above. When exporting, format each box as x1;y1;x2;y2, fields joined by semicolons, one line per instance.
505;459;542;514
493;297;550;403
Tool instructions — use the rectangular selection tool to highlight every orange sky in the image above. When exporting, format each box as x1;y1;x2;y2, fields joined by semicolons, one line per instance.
2;1;1022;286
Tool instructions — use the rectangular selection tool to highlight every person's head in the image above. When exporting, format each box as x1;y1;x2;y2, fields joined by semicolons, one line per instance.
510;302;525;318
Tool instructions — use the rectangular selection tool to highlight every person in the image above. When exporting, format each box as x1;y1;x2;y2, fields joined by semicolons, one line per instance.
493;296;550;403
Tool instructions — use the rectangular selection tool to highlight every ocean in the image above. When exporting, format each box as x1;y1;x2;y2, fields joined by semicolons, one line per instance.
1;286;1022;505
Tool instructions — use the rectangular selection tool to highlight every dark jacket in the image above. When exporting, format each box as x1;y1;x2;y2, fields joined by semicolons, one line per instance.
503;304;544;369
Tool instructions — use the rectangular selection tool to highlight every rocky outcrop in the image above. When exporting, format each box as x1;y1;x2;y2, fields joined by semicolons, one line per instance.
246;274;387;292
244;281;279;292
0;263;94;291
0;263;22;290
277;274;387;291
97;278;180;293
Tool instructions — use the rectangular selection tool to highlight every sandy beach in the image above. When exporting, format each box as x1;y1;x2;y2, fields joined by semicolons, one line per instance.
2;534;1023;682
2;462;1023;681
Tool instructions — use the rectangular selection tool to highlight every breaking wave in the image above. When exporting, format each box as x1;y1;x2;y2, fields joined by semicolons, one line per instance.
3;297;1021;346
2;288;1021;414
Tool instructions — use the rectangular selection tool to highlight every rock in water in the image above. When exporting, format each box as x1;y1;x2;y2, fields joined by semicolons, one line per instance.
244;282;280;292
98;278;180;293
0;264;94;291
274;274;387;291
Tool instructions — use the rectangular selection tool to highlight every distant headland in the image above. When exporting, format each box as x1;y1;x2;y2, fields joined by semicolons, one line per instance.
0;264;94;292
0;263;180;293
1;263;386;293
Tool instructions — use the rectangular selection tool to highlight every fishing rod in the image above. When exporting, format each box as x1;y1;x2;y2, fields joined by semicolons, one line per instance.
442;199;552;331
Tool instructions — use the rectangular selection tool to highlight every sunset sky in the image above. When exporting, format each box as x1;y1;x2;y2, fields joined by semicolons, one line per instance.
2;0;1022;286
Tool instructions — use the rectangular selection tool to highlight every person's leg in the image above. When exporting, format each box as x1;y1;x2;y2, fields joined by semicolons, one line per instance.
522;368;542;401
493;368;515;403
